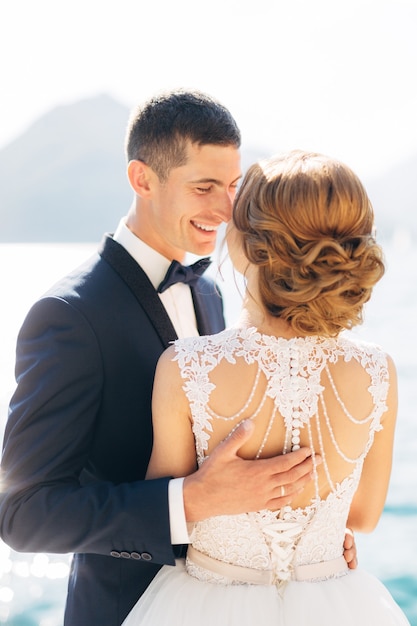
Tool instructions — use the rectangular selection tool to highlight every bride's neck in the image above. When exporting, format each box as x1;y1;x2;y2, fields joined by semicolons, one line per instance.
233;265;302;339
236;293;299;340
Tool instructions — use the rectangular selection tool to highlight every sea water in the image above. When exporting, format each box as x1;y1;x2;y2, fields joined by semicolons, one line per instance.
0;240;416;625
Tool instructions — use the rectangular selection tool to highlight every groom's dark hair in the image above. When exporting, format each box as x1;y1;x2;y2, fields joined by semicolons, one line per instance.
125;88;241;182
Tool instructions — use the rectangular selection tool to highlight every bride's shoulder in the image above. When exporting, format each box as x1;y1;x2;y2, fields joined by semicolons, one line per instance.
170;328;249;367
174;327;241;350
337;332;382;351
335;333;391;365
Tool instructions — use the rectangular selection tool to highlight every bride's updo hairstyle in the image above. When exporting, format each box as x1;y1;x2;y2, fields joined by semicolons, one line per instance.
232;150;385;336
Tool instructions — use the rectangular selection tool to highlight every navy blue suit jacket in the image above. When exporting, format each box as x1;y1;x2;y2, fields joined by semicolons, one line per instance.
0;235;225;625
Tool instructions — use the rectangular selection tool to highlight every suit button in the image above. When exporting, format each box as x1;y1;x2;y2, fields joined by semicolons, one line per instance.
120;551;131;559
131;552;141;560
141;552;152;561
110;551;121;558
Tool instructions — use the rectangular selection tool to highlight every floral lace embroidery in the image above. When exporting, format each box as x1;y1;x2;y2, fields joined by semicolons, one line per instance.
174;328;389;586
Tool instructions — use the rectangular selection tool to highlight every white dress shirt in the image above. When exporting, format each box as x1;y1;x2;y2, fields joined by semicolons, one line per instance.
113;218;196;544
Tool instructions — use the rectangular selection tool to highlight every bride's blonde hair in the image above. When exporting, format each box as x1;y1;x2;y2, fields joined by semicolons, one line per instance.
232;150;385;336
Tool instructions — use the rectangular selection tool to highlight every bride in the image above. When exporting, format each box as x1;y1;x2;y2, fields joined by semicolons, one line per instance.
123;150;409;625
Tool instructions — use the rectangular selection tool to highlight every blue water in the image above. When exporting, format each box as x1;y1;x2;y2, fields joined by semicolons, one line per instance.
0;240;416;625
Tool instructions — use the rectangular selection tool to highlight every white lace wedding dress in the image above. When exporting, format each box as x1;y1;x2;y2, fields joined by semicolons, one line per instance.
123;327;409;625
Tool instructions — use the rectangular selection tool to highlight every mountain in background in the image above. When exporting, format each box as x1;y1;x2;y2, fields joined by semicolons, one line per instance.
0;95;131;242
0;94;415;243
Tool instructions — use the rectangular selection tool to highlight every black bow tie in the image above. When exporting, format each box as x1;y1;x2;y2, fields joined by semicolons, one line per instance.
157;257;211;293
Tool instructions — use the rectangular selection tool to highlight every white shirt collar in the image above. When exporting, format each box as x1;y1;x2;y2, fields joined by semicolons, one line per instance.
113;218;171;290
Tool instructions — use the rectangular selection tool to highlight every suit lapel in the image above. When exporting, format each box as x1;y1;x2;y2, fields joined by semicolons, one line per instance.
191;286;211;335
191;280;225;336
99;235;178;347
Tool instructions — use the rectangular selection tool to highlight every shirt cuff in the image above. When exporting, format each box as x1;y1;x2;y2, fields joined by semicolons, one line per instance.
168;478;191;544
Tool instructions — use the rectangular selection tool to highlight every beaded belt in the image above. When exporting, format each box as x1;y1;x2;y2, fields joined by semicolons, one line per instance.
187;545;348;585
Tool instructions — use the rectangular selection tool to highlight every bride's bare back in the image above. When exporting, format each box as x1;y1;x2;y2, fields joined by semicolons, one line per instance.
149;326;397;533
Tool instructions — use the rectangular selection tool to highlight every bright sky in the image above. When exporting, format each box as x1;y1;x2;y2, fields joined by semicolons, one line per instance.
1;0;416;178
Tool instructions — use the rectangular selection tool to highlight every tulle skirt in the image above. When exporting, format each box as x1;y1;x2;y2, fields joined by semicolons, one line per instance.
122;559;409;625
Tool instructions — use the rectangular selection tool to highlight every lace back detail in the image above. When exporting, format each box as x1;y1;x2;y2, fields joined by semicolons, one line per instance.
174;329;387;478
173;328;389;584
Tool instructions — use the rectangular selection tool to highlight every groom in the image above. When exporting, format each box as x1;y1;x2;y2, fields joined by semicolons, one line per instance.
0;89;356;626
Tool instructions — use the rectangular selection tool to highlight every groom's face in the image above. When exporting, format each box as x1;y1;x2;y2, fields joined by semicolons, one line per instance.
142;140;241;262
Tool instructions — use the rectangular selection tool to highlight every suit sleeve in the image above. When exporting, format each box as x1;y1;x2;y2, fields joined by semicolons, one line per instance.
0;296;176;565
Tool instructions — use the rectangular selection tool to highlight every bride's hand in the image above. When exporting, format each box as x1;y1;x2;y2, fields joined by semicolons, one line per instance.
343;528;358;569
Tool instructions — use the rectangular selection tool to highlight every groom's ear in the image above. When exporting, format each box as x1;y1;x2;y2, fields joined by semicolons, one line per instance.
127;160;155;198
